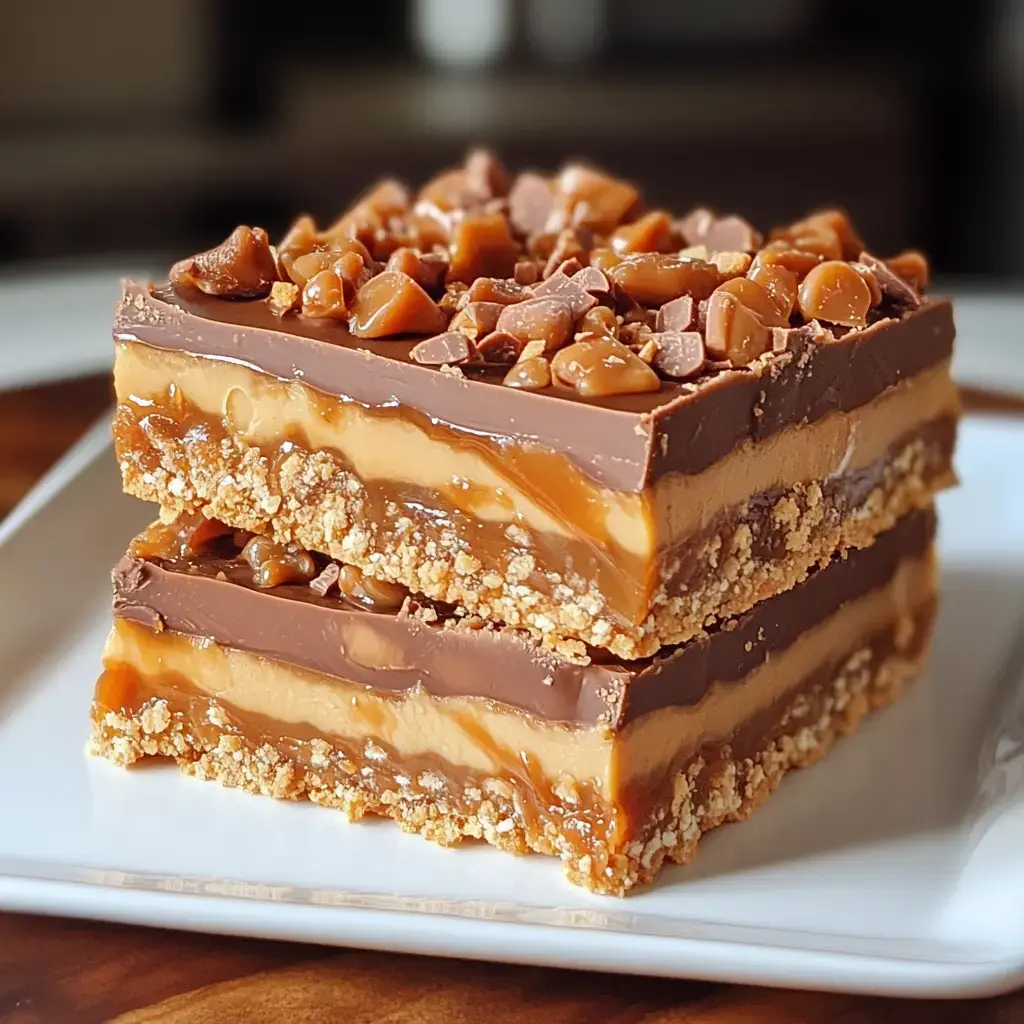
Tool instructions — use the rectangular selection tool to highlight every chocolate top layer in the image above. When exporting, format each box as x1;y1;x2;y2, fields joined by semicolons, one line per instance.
112;509;935;730
116;282;954;492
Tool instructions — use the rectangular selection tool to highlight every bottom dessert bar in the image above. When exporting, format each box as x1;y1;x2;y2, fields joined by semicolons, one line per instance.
90;511;938;895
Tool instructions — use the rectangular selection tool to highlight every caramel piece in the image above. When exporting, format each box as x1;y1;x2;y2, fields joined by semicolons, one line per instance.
747;262;798;319
776;224;843;262
503;355;552;390
449;300;503;340
791;209;864;261
418;169;477;213
710;251;753;278
886;250;930;292
386;248;449;294
464;148;510;201
495;297;574;352
651;331;705;379
608;254;721;306
555;164;640;233
302;268;348;319
277;215;320;284
797;260;872;328
750;242;823;280
508;172;556;237
714;277;789;327
353;179;410;222
705;291;772;366
477;331;523;363
448;212;519;285
466;277;525;305
576;305;619;341
610;211;676;254
528;270;598;318
656;295;696;333
551;338;660;397
336;564;409;610
350;272;447;338
266;281;300;317
240;535;316;588
409;332;478;366
513;260;540;286
589;247;622;273
170;226;278;299
129;512;231;561
543;227;591;278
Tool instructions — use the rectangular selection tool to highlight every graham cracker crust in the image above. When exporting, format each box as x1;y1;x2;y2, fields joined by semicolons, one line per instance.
88;636;930;896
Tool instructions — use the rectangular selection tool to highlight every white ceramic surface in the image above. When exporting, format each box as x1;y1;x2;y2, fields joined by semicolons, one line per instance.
1;417;1023;998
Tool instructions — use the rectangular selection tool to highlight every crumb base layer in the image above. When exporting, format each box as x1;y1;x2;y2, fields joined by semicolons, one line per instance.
89;617;932;896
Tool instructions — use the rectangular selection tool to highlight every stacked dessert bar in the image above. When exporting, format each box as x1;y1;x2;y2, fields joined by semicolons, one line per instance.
91;152;958;894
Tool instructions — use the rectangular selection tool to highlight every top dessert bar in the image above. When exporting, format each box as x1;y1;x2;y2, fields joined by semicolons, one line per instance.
113;151;958;659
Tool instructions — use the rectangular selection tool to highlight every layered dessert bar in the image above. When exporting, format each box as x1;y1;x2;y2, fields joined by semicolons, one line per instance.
91;507;937;894
113;153;957;659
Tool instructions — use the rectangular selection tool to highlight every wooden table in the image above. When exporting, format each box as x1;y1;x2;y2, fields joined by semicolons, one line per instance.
1;376;1021;1024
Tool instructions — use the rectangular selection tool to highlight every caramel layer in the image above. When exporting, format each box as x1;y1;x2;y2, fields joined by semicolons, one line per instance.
114;337;957;630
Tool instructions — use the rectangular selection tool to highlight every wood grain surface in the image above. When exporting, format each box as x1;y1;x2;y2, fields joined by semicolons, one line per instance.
0;375;1022;1024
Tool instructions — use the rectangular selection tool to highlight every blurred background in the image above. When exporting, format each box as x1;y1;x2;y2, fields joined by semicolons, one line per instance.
0;0;1021;397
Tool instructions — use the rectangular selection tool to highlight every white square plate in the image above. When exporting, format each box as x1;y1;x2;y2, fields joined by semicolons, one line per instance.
1;416;1024;998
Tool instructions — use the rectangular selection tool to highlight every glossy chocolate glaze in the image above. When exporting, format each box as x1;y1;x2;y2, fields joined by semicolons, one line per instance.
112;509;935;730
115;282;955;492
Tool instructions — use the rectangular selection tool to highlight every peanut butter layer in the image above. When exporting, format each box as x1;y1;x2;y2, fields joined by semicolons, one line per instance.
115;331;955;655
112;508;936;732
118;283;954;492
92;539;936;894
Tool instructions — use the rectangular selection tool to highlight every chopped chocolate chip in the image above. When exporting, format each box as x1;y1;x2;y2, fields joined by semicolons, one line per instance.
572;265;613;297
495;296;574;352
449;300;504;340
410;331;478;366
771;321;829;354
309;562;341;597
651;331;705;379
655;294;695;332
542;227;591;278
677;207;714;247
527;270;598;318
464;148;510;201
509;172;555;237
703;215;762;254
171;225;278;299
477;330;523;363
857;252;921;309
